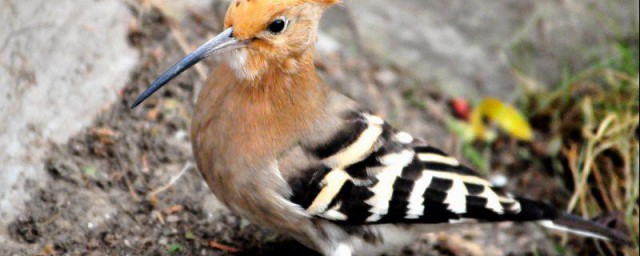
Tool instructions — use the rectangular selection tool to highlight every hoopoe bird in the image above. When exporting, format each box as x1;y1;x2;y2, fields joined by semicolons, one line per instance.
131;0;630;255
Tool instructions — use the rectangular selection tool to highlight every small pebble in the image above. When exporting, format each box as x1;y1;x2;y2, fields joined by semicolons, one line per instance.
167;215;180;223
489;174;508;187
175;130;188;140
374;69;399;87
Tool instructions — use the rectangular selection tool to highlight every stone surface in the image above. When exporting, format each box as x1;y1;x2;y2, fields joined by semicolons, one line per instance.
323;0;639;99
0;0;138;239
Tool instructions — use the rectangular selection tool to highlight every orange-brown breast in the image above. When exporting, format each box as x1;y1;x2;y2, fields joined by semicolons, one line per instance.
190;55;328;201
189;57;329;247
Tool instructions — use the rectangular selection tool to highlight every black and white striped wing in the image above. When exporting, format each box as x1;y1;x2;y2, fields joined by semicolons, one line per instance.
289;111;522;225
287;110;632;243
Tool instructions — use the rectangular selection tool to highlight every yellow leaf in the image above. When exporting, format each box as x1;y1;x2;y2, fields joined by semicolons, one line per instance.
470;98;533;141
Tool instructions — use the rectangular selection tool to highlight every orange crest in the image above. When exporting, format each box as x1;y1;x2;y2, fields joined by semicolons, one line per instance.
225;0;340;40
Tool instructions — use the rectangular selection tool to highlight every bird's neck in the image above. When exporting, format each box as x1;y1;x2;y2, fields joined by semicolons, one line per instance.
192;50;329;166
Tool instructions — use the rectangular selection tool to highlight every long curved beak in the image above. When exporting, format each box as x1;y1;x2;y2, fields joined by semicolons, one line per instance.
131;27;243;109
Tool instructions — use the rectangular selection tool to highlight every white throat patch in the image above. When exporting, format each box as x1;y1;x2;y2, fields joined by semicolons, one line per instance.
226;49;258;80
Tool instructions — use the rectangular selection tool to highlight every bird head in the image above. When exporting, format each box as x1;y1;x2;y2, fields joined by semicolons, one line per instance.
131;0;339;108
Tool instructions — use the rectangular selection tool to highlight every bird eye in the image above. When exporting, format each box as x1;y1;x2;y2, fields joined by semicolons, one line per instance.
268;17;288;34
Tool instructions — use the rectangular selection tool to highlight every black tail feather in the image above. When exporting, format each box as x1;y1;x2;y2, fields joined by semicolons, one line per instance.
514;197;631;245
544;214;632;245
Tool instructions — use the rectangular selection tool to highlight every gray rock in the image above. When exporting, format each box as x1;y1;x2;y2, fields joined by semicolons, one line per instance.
0;0;138;242
323;0;638;99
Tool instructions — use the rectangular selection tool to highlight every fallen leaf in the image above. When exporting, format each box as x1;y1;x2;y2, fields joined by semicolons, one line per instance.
141;153;150;173
95;127;115;137
470;98;533;141
83;166;97;176
209;241;241;253
437;233;484;256
165;204;184;215
167;243;184;254
93;127;116;144
185;230;196;240
110;171;124;181
147;108;160;121
42;243;56;256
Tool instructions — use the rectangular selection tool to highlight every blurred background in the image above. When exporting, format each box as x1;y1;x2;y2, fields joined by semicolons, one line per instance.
1;0;638;255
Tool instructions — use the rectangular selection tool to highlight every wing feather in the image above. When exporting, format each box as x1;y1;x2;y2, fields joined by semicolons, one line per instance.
290;111;523;225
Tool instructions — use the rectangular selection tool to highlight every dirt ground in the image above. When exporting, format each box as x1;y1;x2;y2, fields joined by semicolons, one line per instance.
2;2;636;256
